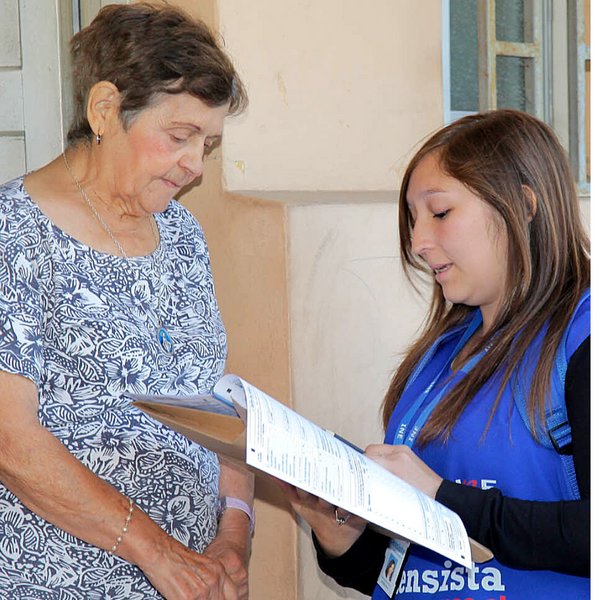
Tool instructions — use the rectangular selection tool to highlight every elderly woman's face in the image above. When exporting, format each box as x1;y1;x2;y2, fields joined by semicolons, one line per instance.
105;92;230;214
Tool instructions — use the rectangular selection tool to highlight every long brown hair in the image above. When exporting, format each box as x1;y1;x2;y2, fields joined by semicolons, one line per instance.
382;110;590;447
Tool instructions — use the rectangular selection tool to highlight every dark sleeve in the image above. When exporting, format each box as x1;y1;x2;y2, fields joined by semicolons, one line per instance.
435;335;590;577
565;335;590;498
312;527;390;595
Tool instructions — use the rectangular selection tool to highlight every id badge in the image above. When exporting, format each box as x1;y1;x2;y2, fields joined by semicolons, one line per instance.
376;538;410;598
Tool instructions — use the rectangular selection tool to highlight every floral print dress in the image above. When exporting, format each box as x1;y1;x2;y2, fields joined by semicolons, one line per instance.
0;176;227;599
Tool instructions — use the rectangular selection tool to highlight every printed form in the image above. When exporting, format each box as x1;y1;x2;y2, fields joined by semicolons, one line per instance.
219;376;473;568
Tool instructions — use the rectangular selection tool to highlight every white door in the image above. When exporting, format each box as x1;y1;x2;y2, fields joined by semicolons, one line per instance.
0;0;128;184
0;0;70;183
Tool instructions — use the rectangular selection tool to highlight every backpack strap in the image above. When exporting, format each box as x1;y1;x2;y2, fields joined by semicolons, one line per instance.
512;290;590;501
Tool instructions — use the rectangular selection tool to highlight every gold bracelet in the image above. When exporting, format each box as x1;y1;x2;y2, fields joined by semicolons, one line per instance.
108;497;134;556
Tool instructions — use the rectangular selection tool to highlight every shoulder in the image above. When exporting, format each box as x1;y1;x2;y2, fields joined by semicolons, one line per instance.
0;175;28;206
0;176;45;244
161;198;199;223
159;200;207;241
157;200;211;262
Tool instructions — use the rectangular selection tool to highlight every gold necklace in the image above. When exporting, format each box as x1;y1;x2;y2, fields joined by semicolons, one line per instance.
62;152;174;355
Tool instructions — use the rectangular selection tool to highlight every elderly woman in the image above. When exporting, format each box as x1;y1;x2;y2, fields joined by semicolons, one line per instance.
0;4;253;599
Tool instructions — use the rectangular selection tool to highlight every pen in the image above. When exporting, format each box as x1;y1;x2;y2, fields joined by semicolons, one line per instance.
325;429;365;454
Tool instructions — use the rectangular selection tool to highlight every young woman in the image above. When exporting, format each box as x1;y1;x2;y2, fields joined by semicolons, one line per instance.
285;109;590;599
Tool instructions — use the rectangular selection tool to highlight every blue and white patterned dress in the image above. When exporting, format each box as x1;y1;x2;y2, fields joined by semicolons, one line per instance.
0;176;228;599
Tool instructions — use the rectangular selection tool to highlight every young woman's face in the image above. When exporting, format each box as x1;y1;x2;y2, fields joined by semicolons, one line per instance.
406;152;509;330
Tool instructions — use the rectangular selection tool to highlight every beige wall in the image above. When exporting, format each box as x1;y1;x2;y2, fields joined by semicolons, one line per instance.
180;151;299;600
177;1;590;599
217;0;443;192
176;1;443;599
283;194;428;600
173;5;299;599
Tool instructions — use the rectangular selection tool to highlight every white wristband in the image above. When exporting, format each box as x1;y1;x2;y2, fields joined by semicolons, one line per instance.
218;496;255;534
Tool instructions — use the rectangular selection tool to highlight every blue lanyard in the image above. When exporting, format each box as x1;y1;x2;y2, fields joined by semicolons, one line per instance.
394;311;483;448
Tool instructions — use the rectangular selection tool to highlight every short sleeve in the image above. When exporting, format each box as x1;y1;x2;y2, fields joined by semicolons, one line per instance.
0;180;47;385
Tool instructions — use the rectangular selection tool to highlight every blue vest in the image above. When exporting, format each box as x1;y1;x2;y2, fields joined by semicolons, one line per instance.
373;294;590;600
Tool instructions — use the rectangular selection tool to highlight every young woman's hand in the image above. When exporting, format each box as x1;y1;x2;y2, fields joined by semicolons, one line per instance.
365;444;443;499
274;479;367;557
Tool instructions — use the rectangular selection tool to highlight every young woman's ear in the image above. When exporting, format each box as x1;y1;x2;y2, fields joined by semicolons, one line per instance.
522;185;537;222
86;81;120;140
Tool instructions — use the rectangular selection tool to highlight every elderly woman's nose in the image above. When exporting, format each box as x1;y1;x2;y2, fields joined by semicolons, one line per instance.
180;145;205;178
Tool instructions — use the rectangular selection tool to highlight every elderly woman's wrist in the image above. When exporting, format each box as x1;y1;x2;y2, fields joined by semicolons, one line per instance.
216;508;253;550
115;509;172;571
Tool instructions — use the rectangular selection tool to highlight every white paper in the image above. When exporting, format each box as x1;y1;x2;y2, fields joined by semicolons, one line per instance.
130;374;474;568
232;376;472;568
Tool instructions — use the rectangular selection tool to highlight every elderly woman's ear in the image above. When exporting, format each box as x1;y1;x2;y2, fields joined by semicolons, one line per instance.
86;81;120;140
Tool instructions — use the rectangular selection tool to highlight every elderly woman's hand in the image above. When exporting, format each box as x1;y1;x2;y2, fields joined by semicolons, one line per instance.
141;534;239;600
208;457;253;598
202;508;252;600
